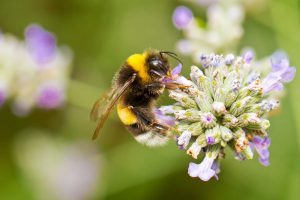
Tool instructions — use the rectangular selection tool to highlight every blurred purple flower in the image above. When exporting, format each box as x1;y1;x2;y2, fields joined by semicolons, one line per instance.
262;57;296;94
37;84;65;109
173;6;193;29
25;24;57;65
271;59;296;82
188;155;218;181
242;50;254;64
251;136;270;166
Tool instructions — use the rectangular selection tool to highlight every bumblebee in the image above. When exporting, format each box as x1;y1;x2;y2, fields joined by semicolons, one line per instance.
90;50;181;146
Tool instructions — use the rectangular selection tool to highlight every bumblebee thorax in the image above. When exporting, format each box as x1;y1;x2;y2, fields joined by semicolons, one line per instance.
127;53;151;83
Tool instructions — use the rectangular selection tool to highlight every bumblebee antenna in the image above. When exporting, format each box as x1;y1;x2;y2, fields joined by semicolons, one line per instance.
160;50;183;65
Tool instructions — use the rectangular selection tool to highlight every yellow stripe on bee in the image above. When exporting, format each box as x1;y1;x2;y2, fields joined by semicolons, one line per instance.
127;53;150;83
117;101;137;125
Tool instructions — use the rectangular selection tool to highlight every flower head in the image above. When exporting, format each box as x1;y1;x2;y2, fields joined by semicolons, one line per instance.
173;6;194;30
36;82;65;109
25;24;57;65
0;24;72;115
161;53;295;181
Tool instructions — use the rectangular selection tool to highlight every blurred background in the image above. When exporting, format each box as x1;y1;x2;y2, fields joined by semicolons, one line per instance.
0;0;299;199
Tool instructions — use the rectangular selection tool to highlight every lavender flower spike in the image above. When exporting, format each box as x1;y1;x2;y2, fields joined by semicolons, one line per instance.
160;52;295;181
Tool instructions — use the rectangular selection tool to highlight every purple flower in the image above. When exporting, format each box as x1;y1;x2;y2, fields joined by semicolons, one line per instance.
172;64;182;77
262;61;295;94
251;136;270;166
207;136;215;145
177;130;192;149
173;6;193;29
271;59;296;82
162;64;182;83
188;155;218;181
25;24;57;65
37;84;65;109
154;109;175;126
242;50;254;64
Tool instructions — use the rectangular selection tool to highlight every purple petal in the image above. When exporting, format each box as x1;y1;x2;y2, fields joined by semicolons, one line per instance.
252;136;263;144
271;58;289;72
25;24;57;65
188;156;216;181
259;157;270;166
177;131;192;149
271;50;289;63
154;109;175;126
175;136;185;150
172;6;193;29
188;162;200;177
172;64;182;77
262;136;271;146
281;66;296;82
37;84;65;109
207;136;215;145
262;73;283;94
211;160;220;180
243;50;254;64
252;136;271;166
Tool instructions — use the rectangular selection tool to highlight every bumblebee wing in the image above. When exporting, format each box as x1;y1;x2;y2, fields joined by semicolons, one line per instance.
91;73;137;140
90;88;117;122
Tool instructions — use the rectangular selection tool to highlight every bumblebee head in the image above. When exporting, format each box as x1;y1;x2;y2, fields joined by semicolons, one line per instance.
147;50;182;81
147;53;170;81
126;50;182;83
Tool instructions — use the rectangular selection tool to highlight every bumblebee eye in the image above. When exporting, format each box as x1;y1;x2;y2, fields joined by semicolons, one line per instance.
149;59;164;68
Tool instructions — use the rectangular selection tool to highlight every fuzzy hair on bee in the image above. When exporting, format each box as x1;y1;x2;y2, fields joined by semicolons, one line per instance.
90;49;182;146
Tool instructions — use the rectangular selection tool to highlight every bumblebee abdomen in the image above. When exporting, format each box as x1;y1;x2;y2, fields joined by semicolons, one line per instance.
126;123;169;147
134;131;169;147
117;100;137;125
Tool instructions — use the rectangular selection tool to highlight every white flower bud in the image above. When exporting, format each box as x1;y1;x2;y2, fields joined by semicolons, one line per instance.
212;101;226;115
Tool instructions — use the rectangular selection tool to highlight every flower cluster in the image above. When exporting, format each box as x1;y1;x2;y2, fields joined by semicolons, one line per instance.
0;24;72;115
160;53;295;181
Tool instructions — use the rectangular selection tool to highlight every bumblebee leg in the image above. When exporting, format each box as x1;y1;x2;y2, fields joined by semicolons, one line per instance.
164;82;189;90
145;82;165;96
128;106;152;126
151;122;170;133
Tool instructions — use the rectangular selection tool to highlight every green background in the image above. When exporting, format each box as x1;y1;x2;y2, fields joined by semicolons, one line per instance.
0;0;299;199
